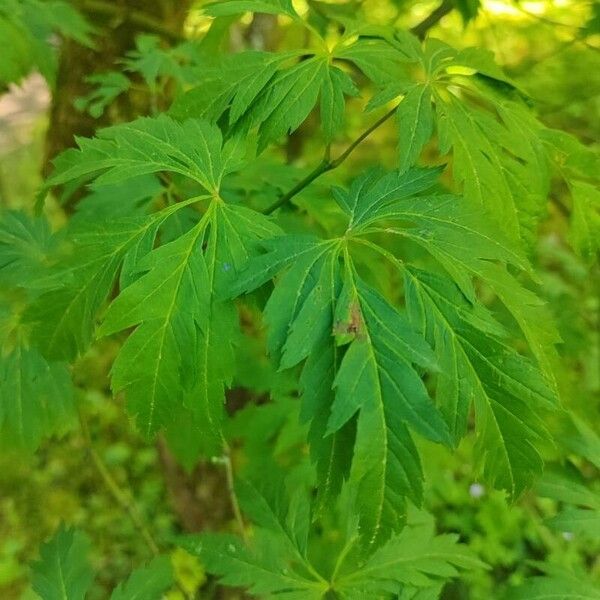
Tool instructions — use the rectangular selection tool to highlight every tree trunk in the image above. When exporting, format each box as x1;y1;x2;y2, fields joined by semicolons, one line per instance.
43;0;192;175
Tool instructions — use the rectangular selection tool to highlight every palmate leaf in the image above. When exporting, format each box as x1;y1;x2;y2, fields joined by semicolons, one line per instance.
335;167;560;396
182;479;483;599
366;34;551;244
173;50;359;148
231;165;559;520
95;202;279;440
25;115;282;443
340;167;557;485
28;115;243;362
229;200;450;544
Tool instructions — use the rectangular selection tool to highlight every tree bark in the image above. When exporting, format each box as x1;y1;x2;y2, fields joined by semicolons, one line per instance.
43;0;192;175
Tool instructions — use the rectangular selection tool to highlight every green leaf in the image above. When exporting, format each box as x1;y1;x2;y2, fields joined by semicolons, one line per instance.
330;275;446;545
98;219;211;438
300;336;356;510
507;564;600;600
250;57;329;150
396;85;434;173
0;0;93;86
31;525;94;600
231;235;446;545
335;38;415;86
25;216;159;360
28;115;246;362
0;343;75;453
43;115;243;197
183;533;326;599
110;556;173;600
453;0;482;24
0;211;58;290
332;166;442;231
405;268;556;497
98;202;279;440
71;175;162;224
342;166;559;396
537;470;600;509
180;478;328;599
173;49;360;149
75;71;130;118
436;94;523;239
335;509;485;594
320;66;359;142
170;51;291;123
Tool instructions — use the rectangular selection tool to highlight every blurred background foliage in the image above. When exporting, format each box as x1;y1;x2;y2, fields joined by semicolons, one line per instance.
0;0;598;598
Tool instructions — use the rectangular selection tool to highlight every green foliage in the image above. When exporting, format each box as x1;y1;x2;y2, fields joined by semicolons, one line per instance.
181;477;484;599
1;0;599;598
506;563;600;600
31;526;173;599
0;0;92;87
31;526;93;600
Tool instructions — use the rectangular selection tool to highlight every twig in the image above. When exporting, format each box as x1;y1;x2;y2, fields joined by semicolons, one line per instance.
79;412;160;556
410;0;454;40
264;107;397;214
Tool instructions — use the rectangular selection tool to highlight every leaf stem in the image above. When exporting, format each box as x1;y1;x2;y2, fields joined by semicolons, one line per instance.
264;107;397;214
78;411;160;556
220;444;248;543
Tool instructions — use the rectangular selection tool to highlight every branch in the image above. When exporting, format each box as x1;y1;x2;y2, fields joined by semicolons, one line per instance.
264;107;397;214
77;0;185;43
410;0;454;40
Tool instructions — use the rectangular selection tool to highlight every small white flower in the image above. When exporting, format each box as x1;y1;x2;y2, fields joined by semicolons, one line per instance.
561;531;574;541
469;483;485;498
